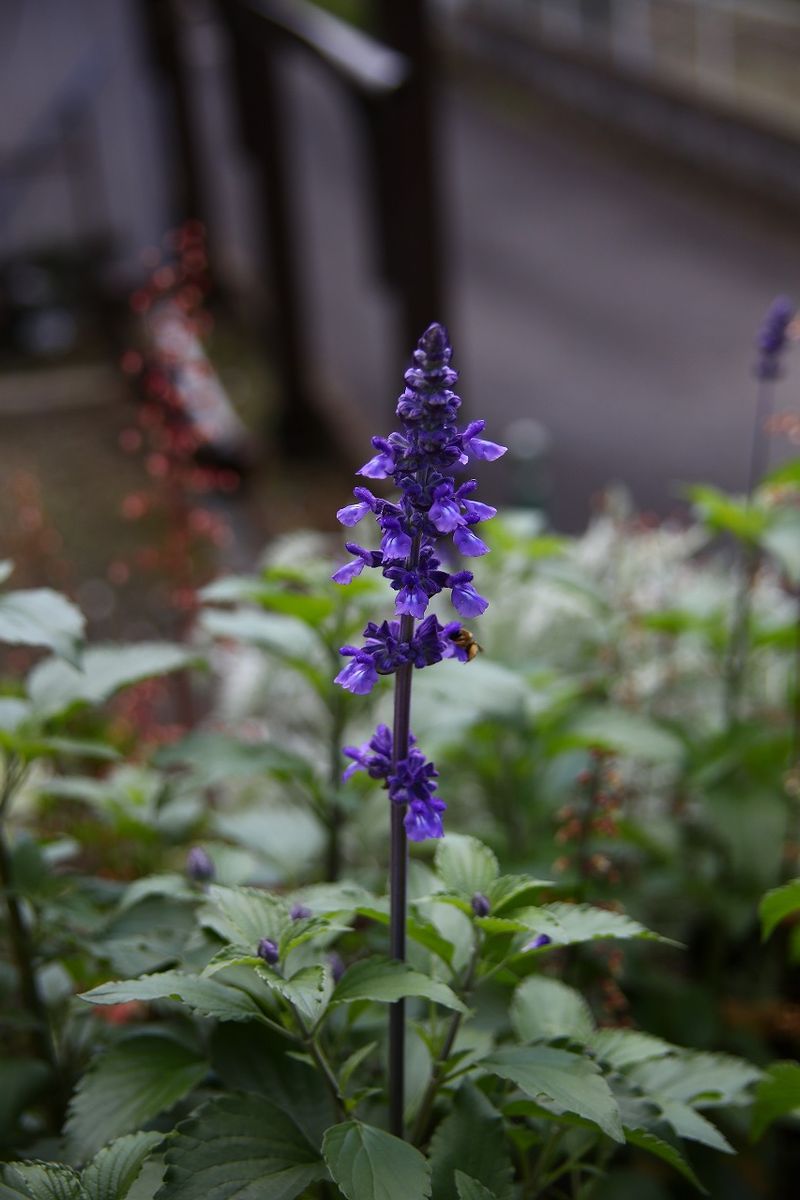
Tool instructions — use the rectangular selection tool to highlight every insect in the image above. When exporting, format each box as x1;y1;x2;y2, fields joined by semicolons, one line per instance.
452;627;482;661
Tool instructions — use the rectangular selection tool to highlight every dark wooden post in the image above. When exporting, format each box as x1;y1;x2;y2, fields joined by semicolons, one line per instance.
374;0;445;353
217;1;325;455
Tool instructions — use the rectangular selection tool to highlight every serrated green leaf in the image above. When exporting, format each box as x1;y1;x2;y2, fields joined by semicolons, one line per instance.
511;976;595;1044
330;957;465;1012
629;1051;761;1108
538;903;678;948
323;1121;431;1200
454;1174;497;1200
80;971;267;1023
658;1101;733;1153
623;1127;707;1193
760;879;800;941
751;1061;800;1140
0;589;85;664
82;1132;164;1200
435;836;498;896
589;1029;674;1070
28;645;196;718
65;1035;207;1159
483;1045;624;1143
4;1164;86;1200
428;1085;513;1200
255;963;333;1026
157;1094;325;1200
200;885;290;947
486;875;554;915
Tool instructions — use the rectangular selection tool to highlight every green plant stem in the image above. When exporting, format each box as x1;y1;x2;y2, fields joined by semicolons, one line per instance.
724;378;773;726
411;937;480;1145
289;1001;346;1120
528;1128;564;1198
326;688;347;882
0;756;64;1128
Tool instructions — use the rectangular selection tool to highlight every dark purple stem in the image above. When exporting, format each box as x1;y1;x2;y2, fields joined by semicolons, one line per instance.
389;538;420;1139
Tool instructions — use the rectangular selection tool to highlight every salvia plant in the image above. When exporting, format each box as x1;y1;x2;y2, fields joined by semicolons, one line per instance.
6;319;800;1200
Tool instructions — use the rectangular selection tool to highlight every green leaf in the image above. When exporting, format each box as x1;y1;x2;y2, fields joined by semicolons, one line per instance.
255;963;333;1026
0;588;84;664
623;1128;707;1194
511;976;595;1044
656;1101;733;1154
751;1062;800;1140
562;707;684;765
0;698;31;732
759;879;800;940
80;971;267;1024
435;836;498;896
485;875;554;915
200;885;290;947
4;1164;86;1200
687;484;767;542
629;1051;761;1108
82;1132;165;1200
537;903;678;949
428;1085;513;1200
762;509;800;584
331;956;465;1012
322;1121;431;1200
156;733;314;790
65;1035;208;1158
210;1024;337;1147
588;1029;674;1070
483;1045;624;1143
157;1094;325;1200
199;609;318;660
28;645;197;718
455;1174;497;1200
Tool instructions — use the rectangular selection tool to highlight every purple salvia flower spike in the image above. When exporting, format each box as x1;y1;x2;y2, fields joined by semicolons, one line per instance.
332;323;503;1138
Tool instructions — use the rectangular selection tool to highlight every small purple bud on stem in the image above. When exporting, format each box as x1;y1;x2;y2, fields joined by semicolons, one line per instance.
290;903;312;920
524;934;553;951
186;846;214;884
471;892;491;917
256;937;280;965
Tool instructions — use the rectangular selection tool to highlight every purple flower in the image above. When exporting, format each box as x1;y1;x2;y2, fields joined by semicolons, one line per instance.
335;650;379;695
448;571;489;617
257;937;280;965
471;893;491;917
186;846;215;884
755;296;794;381
342;724;394;783
380;517;413;561
332;543;382;585
342;724;446;842
290;903;312;920
453;525;489;557
334;323;505;844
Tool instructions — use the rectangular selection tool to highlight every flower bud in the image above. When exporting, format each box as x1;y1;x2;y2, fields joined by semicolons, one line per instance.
470;892;491;917
256;937;279;965
524;934;552;951
290;903;312;920
186;846;214;884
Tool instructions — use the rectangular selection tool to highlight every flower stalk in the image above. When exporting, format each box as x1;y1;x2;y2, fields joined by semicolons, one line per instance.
331;323;505;1137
